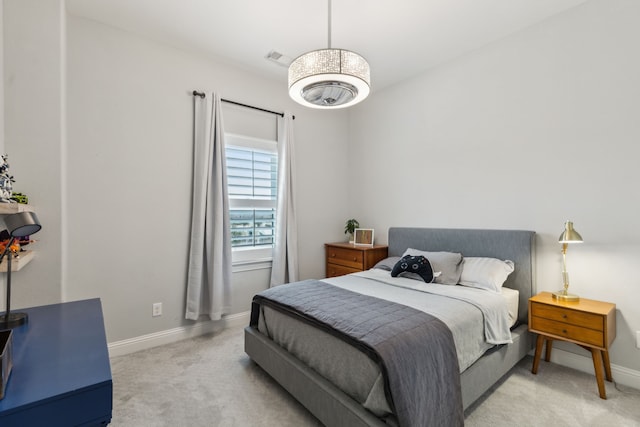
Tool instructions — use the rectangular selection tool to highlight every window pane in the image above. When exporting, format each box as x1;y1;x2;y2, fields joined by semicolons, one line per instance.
230;209;275;248
227;140;277;250
226;145;277;201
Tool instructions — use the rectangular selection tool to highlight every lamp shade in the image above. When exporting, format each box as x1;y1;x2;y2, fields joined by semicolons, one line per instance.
4;211;42;237
558;221;583;244
288;48;370;109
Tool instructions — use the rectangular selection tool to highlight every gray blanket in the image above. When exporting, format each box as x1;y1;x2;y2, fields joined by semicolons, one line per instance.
250;280;464;427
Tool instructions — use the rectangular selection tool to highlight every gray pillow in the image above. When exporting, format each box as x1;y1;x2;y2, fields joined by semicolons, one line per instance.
401;248;463;285
373;256;401;271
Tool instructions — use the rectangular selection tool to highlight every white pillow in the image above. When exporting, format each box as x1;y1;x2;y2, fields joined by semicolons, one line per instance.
459;257;515;292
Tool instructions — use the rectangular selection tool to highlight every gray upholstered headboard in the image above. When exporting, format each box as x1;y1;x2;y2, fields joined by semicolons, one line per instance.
388;227;536;324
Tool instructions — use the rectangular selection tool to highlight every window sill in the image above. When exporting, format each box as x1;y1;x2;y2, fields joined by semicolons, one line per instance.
232;258;272;273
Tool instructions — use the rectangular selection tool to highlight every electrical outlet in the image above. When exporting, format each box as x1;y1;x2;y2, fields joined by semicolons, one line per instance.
152;302;162;317
637;331;640;349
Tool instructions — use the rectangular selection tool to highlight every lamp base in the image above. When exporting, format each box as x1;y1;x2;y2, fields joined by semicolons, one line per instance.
552;290;580;302
0;312;28;328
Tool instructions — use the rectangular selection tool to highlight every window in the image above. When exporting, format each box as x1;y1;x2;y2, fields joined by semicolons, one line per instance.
225;134;277;262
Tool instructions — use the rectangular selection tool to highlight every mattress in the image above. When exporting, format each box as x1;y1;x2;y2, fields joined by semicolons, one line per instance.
257;269;515;418
501;286;520;327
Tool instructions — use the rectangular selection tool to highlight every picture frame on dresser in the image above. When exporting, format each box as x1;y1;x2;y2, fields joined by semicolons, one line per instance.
354;228;374;246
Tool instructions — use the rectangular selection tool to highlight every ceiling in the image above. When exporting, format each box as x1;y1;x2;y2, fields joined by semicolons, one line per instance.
66;0;587;92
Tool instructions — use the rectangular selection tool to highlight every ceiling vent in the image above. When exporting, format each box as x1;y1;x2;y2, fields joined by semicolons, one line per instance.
265;50;291;67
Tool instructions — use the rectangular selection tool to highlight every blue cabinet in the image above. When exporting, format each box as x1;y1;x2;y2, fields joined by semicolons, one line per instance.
0;299;112;426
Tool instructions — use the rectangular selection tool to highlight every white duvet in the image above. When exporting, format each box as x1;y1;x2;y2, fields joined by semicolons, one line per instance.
328;269;514;345
321;269;514;373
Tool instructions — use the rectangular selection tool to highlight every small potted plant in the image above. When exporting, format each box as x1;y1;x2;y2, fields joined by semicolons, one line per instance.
344;218;360;243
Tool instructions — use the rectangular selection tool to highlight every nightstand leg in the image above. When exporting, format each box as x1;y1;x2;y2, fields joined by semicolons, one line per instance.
602;350;613;382
591;348;607;399
544;338;553;362
532;334;544;374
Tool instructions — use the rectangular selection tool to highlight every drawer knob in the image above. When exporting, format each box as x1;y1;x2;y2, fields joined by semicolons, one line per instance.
562;314;567;319
353;257;357;261
331;253;336;257
562;329;568;334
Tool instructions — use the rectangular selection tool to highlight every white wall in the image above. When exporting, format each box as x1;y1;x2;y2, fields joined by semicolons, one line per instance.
348;0;640;373
0;1;3;153
64;16;351;342
0;2;4;153
4;5;350;343
3;0;65;308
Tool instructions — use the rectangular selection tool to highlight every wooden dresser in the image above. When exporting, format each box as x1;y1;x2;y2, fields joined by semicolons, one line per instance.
528;291;616;399
325;242;388;278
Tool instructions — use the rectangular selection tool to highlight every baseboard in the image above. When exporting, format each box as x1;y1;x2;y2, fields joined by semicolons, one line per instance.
535;347;640;390
107;311;250;358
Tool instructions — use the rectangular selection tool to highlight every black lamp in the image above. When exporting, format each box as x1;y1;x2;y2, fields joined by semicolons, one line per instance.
0;211;42;328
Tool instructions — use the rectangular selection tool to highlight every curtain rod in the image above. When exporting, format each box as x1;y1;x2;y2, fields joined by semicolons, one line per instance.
192;90;294;119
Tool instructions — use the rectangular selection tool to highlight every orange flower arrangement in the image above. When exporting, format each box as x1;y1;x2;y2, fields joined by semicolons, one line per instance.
0;239;21;256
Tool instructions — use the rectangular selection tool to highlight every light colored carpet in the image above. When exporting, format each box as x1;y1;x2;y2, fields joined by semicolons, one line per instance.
110;325;640;426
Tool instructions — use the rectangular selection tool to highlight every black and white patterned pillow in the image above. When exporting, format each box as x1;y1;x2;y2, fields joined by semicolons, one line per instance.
391;255;434;283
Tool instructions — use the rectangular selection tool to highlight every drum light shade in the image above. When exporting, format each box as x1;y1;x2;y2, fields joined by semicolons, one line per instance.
288;0;371;109
288;49;370;109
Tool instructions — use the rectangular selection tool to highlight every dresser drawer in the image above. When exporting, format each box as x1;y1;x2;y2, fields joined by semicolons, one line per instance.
326;247;364;269
530;316;605;348
326;263;362;278
324;242;388;279
530;302;603;330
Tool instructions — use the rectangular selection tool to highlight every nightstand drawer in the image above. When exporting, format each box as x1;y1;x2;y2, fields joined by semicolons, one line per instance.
531;302;603;330
326;247;364;269
530;316;604;347
324;242;388;278
326;264;362;278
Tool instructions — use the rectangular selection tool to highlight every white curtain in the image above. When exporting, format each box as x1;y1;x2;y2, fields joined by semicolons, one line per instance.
270;112;299;286
185;92;232;320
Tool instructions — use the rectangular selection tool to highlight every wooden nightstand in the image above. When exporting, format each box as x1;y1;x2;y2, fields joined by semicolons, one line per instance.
528;292;616;399
325;242;388;278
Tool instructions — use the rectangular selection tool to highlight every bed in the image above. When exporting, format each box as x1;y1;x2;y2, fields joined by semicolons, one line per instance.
245;227;536;426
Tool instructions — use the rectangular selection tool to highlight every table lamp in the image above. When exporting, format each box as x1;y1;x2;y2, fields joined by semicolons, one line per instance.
553;220;582;301
0;211;42;328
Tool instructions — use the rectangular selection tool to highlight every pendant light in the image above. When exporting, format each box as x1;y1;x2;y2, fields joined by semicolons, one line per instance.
288;0;370;109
